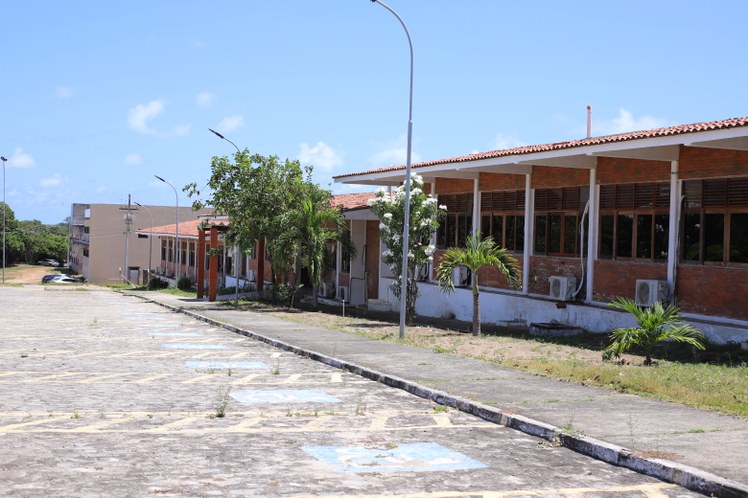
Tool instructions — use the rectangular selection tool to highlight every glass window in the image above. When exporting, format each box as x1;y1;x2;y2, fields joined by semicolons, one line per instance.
617;214;633;258
535;215;547;253
548;215;561;253
564;215;578;255
600;215;614;259
730;213;748;263
654;214;669;260
636;214;652;259
480;215;491;240
491;215;503;245
682;213;701;261
704;213;724;262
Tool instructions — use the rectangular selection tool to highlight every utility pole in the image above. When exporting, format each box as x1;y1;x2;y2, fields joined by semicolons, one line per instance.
120;195;135;285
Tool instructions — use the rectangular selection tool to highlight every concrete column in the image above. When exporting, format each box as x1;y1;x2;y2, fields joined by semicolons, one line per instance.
197;229;206;298
667;160;681;296
335;239;342;298
472;178;480;234
522;172;533;294
209;226;218;302
586;166;599;303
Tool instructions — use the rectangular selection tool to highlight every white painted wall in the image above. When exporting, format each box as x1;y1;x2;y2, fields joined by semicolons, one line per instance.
377;277;745;344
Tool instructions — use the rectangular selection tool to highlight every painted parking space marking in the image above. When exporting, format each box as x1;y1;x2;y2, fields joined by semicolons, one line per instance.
302;442;487;473
162;343;228;350
185;360;270;370
150;332;204;337
231;389;341;404
0;411;498;435
287;483;681;497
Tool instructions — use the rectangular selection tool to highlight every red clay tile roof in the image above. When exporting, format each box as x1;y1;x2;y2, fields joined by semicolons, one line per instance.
136;218;229;238
331;192;376;210
333;116;748;179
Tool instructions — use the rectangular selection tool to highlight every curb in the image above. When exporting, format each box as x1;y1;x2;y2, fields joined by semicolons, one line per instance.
126;292;748;498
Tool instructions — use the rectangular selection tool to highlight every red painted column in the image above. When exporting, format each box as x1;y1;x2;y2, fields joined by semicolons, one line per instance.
197;229;206;298
209;226;218;302
256;238;265;293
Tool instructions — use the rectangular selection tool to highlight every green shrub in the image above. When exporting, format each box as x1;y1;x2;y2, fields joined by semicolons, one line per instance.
177;276;193;291
147;276;168;290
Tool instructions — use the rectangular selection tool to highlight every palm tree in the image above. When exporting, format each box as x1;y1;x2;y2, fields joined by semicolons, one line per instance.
436;233;521;336
603;297;705;365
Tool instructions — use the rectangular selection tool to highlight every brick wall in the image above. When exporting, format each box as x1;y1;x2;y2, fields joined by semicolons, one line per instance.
479;173;526;191
435;177;473;194
531;166;590;189
528;255;582;295
597;157;670;184
677;264;748;320
592;259;667;302
679;145;748;179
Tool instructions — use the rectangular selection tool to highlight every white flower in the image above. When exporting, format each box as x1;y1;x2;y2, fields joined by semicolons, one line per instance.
379;223;386;230
383;213;392;219
439;204;447;210
411;187;422;196
425;244;436;256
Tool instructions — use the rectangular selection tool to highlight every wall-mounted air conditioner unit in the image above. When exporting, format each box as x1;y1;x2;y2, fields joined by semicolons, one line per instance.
415;264;430;281
634;279;668;307
452;266;470;287
320;282;335;298
549;275;577;301
339;285;349;303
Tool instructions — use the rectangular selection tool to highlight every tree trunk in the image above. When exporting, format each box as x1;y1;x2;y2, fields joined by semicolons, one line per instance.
472;276;481;337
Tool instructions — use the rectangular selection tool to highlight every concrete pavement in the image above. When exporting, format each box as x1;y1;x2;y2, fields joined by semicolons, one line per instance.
127;290;748;498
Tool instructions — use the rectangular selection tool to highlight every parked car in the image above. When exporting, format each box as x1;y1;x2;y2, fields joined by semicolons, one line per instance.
46;275;77;284
41;274;60;283
37;259;60;267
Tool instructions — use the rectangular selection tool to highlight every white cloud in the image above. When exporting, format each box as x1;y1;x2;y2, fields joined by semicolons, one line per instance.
124;153;143;165
8;148;35;168
217;115;245;133
298;141;343;172
196;91;216;109
40;174;63;187
128;100;165;135
593;108;669;136
127;100;191;138
492;133;526;150
54;86;76;100
370;134;421;167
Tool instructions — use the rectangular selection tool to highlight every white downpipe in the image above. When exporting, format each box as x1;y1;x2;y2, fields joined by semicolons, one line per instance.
429;181;437;282
586;166;598;303
667;160;681;293
522;172;533;294
335;239;342;298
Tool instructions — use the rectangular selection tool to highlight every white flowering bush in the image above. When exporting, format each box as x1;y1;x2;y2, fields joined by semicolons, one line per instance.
368;174;446;323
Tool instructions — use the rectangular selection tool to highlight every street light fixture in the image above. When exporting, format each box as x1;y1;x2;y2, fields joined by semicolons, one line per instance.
134;202;154;277
209;128;241;307
1;156;7;284
370;0;414;340
154;175;180;284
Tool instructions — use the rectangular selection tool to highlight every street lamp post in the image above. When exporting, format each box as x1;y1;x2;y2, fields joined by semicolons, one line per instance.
134;202;154;278
370;0;414;340
1;156;7;284
209;128;242;307
154;175;180;284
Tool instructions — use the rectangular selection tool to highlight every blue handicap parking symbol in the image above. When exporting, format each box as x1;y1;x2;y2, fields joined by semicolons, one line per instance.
302;442;487;473
231;389;341;404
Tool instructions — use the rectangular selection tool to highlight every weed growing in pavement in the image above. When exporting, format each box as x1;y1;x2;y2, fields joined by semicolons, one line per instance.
214;385;232;418
98;409;106;419
355;401;367;416
20;352;28;358
432;405;449;413
227;367;233;377
71;409;81;419
272;359;281;375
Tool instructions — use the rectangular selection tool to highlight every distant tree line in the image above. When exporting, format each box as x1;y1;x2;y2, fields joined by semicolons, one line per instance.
1;202;68;265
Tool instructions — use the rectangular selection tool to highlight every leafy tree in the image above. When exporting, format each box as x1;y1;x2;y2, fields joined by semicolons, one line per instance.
275;181;354;308
186;150;306;284
436;233;521;336
603;297;705;365
368;174;445;324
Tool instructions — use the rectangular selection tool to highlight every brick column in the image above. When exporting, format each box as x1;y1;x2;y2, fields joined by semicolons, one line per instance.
209;226;218;302
197;229;206;299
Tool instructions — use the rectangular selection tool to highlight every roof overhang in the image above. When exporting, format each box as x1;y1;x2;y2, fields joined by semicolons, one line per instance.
335;122;748;186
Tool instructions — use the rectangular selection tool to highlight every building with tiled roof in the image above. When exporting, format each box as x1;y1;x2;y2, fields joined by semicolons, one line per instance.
335;116;748;344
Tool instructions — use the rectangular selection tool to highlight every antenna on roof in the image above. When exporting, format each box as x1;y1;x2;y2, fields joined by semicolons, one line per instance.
586;105;592;139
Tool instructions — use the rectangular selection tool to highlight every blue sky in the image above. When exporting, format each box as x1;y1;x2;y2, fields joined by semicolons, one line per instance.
2;0;747;224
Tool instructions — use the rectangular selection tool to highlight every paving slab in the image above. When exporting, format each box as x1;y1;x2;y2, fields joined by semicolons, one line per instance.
128;290;748;497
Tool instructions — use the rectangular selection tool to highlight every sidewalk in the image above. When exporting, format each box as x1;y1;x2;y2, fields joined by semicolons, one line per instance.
124;291;748;497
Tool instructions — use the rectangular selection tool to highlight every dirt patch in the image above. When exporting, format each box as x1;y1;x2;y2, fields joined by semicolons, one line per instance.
1;264;62;285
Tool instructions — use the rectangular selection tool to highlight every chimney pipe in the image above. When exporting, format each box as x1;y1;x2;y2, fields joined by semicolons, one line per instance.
586;105;592;139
